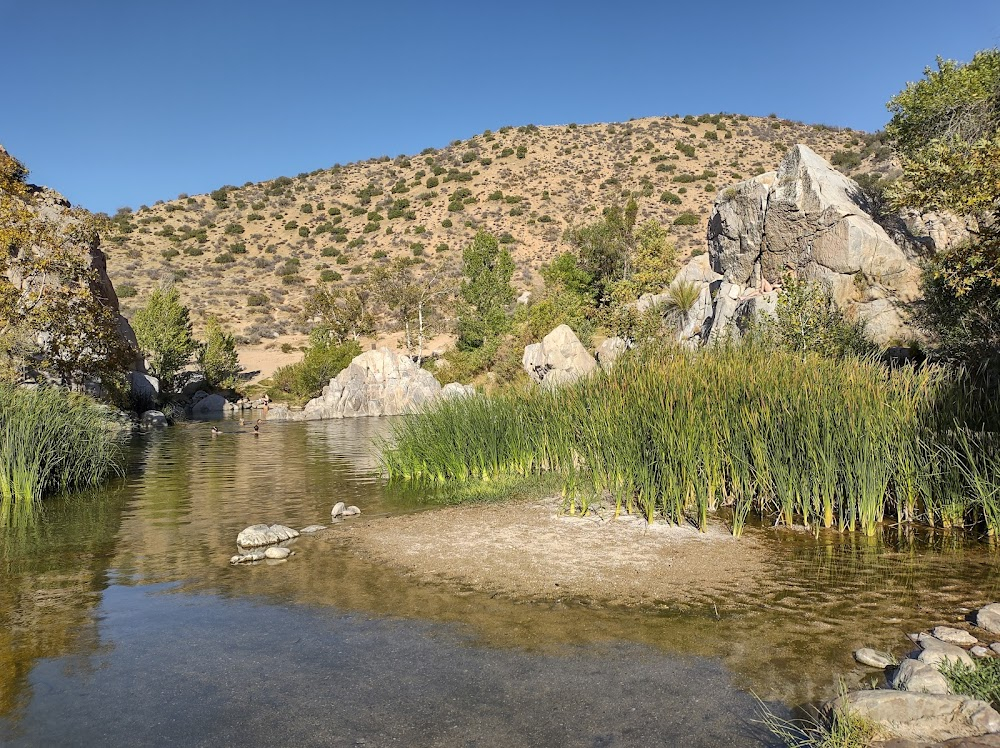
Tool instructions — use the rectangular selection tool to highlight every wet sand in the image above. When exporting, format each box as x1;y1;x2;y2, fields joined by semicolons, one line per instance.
343;497;768;607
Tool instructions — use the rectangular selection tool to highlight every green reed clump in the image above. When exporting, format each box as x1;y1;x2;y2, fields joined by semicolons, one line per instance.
0;385;124;527
382;346;1000;538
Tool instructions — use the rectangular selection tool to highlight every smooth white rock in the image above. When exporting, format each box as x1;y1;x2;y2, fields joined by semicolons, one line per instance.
917;635;976;668
342;506;361;517
854;648;894;669
300;525;327;533
977;604;1000;635
971;646;992;658
264;547;291;559
891;658;952;695
331;502;346;518
932;626;979;647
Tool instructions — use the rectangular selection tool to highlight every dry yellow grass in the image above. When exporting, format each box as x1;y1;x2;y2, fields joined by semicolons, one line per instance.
105;114;877;340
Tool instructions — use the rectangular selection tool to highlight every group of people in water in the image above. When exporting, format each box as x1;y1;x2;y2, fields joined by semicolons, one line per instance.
210;395;270;436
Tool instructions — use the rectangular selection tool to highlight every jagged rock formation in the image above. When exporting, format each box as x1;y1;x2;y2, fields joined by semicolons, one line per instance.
707;144;923;344
1;146;142;384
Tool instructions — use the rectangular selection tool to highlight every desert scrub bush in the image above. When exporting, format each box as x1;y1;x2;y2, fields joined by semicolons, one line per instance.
225;223;244;235
319;269;341;282
441;218;453;228
117;283;137;298
660;191;682;205
299;226;310;237
214;252;236;264
673;212;700;226
831;150;862;171
246;292;269;307
675;140;696;158
0;385;124;526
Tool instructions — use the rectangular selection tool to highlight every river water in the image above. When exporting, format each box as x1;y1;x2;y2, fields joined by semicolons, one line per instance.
2;418;999;747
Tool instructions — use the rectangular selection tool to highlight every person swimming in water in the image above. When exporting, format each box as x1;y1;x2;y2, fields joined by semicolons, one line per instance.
211;426;221;436
253;419;261;435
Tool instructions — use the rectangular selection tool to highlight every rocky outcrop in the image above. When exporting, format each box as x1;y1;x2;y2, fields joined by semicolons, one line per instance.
832;691;1000;743
302;348;444;418
236;524;300;548
708;144;923;344
522;325;599;387
1;147;142;382
595;337;628;371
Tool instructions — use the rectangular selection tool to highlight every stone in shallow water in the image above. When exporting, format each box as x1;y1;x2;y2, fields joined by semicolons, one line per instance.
933;626;979;647
855;648;894;669
917;636;976;668
342;506;361;517
331;502;346;518
892;659;952;695
230;550;266;564
236;523;300;548
300;525;327;533
264;547;291;560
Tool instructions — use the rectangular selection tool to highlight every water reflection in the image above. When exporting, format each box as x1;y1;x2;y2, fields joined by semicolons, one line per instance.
1;417;999;737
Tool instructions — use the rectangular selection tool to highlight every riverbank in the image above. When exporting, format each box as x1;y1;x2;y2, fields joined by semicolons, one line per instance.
341;496;767;607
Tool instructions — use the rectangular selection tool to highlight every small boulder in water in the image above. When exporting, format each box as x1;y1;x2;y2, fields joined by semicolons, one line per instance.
230;550;266;564
264;547;292;560
236;523;300;548
300;525;327;533
854;648;893;669
342;505;361;517
331;502;346;518
932;626;978;647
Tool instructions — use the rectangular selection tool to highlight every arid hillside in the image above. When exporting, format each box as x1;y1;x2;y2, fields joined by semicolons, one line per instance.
104;114;888;342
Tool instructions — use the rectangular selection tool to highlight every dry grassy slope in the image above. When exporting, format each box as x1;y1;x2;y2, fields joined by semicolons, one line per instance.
106;114;875;341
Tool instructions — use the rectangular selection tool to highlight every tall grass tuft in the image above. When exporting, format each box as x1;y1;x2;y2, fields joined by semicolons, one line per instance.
383;345;1000;538
0;385;124;527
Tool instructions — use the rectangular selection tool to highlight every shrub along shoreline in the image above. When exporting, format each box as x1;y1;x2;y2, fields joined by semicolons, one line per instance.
0;385;125;527
382;347;1000;540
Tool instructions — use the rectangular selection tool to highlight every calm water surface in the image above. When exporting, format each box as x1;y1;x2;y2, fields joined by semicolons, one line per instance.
2;418;999;747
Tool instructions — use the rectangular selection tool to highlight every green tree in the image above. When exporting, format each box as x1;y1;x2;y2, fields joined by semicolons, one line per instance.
304;286;376;345
197;317;241;389
886;49;1000;368
457;231;515;350
131;285;196;390
370;257;453;361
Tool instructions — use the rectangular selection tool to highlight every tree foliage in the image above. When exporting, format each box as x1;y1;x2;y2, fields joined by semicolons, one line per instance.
1;149;134;388
131;285;196;390
457;231;515;350
198;317;241;389
562;199;676;304
886;49;1000;368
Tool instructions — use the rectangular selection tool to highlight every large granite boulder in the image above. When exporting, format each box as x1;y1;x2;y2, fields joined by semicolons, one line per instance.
831;691;1000;743
708;144;923;344
302;348;443;418
1;146;143;381
192;394;228;417
522;325;599;387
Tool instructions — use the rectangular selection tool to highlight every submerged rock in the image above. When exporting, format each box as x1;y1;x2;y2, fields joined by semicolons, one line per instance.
299;525;327;533
831;691;1000;743
264;547;292;560
229;550;265;564
236;524;300;548
855;648;894;669
342;505;361;517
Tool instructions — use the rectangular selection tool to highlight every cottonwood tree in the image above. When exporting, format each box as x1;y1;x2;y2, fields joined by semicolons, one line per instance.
304;285;376;344
887;49;1000;368
456;231;515;351
370;257;454;361
131;285;196;390
198;317;242;389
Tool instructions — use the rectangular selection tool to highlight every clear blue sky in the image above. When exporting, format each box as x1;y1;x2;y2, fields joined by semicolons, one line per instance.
3;0;998;214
